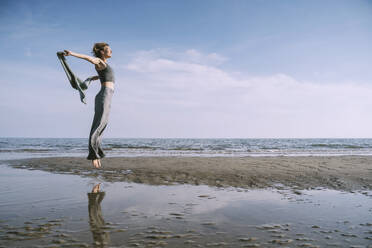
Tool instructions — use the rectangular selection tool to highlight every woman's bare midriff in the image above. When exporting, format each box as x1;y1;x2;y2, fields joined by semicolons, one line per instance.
101;81;114;89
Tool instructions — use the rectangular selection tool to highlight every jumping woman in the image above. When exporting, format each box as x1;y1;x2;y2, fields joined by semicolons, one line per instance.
64;43;114;169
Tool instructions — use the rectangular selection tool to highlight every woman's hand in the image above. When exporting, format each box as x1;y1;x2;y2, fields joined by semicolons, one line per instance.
64;50;72;56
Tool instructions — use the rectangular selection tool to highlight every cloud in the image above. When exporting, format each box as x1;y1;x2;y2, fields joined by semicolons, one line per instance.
184;49;227;65
125;48;227;72
117;49;372;137
1;48;371;138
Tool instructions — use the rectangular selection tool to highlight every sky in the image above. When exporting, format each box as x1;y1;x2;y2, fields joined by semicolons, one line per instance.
1;0;372;138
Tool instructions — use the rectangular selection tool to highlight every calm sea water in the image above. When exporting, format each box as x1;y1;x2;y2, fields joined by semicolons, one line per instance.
1;138;372;160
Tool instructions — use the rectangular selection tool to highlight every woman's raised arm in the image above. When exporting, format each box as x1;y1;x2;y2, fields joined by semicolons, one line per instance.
64;50;103;66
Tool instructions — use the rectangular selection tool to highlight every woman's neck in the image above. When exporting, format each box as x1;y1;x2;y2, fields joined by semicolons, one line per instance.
100;56;108;63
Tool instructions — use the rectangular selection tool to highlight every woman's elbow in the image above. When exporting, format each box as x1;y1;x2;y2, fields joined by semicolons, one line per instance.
91;58;101;65
85;57;98;65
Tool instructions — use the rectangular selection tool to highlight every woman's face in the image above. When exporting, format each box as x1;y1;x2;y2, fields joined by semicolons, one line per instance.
102;46;112;58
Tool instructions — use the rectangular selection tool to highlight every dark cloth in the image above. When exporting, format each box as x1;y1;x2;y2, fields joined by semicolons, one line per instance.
56;51;93;104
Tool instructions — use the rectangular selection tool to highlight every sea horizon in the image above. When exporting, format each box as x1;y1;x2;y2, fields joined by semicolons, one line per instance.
3;137;372;160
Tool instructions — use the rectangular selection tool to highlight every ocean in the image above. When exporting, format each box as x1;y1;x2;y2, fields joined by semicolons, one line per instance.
1;138;372;160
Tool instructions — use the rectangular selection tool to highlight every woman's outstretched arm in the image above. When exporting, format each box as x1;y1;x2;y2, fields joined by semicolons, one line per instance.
64;50;104;66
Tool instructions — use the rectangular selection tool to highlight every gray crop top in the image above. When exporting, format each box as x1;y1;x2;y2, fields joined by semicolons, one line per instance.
96;63;115;83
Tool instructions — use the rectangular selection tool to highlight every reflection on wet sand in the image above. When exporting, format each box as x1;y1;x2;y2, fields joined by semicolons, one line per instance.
88;183;110;247
0;165;371;247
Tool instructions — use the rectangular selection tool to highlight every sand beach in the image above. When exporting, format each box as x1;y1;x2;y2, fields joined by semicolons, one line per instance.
6;155;372;191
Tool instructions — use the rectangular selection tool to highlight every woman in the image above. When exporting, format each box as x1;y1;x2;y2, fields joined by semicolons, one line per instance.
64;43;114;169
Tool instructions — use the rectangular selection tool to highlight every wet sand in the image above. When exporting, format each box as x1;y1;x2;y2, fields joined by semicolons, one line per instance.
1;162;372;247
5;156;372;191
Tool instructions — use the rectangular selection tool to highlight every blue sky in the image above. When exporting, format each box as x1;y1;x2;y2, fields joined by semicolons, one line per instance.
1;0;372;138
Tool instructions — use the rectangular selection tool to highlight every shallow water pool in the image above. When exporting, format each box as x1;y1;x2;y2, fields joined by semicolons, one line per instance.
0;164;371;247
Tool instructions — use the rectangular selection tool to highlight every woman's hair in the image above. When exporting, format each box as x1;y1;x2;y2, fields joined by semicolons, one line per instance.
92;42;109;58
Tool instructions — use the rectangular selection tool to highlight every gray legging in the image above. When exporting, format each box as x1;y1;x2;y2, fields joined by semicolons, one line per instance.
87;87;114;160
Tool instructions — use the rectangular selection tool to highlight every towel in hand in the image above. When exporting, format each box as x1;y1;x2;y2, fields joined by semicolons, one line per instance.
57;51;94;104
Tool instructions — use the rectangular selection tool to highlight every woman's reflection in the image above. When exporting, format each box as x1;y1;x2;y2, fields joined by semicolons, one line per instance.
88;183;110;247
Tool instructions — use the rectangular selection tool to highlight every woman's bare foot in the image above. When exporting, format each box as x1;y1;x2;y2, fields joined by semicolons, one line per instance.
92;159;101;169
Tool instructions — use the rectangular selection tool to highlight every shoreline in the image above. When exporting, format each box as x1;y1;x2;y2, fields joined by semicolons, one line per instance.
3;156;372;191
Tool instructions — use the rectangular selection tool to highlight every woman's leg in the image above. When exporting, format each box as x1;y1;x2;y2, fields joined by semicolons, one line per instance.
96;124;108;158
87;88;113;161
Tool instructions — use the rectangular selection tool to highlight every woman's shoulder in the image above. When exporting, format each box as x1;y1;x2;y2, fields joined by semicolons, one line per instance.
95;60;107;71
